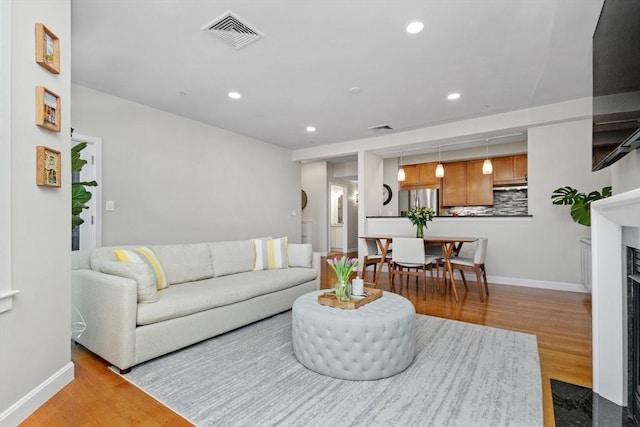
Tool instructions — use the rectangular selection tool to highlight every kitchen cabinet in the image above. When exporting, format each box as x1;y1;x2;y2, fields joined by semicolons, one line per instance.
399;162;440;189
400;164;421;187
442;160;493;206
492;155;527;186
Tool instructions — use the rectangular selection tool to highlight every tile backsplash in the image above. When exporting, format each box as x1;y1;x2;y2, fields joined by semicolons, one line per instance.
447;188;528;216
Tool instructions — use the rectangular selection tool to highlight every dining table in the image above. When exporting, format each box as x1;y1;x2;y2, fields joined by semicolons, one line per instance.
359;235;479;301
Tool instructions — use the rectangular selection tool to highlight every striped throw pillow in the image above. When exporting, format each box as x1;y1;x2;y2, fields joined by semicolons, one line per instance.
114;247;169;290
253;237;288;270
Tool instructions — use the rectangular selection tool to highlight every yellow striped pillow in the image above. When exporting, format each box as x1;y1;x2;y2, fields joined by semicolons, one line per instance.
114;247;169;290
253;237;288;270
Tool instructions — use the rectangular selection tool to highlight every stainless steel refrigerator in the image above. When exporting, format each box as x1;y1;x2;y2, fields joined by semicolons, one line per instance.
399;189;439;216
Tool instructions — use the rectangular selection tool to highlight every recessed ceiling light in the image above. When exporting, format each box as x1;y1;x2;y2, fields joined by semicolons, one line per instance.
349;87;361;94
447;92;461;100
228;91;241;99
406;21;424;34
306;126;316;132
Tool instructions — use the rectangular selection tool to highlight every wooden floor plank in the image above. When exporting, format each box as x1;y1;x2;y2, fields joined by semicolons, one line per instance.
22;261;591;427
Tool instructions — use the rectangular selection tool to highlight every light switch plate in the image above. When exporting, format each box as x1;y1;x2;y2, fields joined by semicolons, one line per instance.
105;200;115;211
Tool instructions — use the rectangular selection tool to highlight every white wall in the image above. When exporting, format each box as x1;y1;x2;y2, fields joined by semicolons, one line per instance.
0;1;74;424
71;85;302;246
612;149;640;194
301;162;328;252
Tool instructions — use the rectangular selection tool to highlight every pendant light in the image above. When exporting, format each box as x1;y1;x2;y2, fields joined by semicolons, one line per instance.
435;146;444;178
397;152;406;181
482;139;493;175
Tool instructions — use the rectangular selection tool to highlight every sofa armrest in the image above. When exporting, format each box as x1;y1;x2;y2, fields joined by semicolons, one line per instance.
72;269;138;370
312;251;322;289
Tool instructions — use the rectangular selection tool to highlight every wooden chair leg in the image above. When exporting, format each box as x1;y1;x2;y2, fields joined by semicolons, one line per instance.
475;268;485;302
390;266;396;292
482;265;489;296
422;268;428;300
460;270;469;290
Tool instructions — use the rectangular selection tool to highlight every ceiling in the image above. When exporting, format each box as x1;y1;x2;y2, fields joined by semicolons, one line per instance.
70;0;604;152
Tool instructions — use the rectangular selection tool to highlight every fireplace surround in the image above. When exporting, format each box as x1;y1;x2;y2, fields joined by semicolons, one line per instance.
592;187;640;409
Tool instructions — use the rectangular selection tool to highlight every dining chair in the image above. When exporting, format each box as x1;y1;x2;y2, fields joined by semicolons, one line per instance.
390;237;439;300
449;237;489;302
423;242;445;293
362;238;391;286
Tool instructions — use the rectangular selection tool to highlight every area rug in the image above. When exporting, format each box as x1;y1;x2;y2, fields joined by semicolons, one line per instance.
116;311;542;426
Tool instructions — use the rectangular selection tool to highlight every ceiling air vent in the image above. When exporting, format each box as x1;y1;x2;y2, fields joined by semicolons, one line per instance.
368;124;394;131
202;11;263;50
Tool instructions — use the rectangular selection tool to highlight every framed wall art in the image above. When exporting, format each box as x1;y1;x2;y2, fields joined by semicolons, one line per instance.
36;146;61;187
35;23;60;74
35;86;61;132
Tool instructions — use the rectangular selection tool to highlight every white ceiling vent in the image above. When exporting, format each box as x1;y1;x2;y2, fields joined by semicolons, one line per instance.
368;124;394;131
202;11;263;50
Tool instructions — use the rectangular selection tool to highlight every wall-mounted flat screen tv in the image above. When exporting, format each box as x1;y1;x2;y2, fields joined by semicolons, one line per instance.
592;0;640;171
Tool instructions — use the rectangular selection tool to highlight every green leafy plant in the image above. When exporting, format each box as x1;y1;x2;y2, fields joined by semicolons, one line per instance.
551;186;612;226
72;142;98;228
406;206;435;228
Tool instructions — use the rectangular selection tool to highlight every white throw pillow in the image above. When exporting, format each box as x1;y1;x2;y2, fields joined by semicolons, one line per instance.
100;261;159;303
288;243;313;268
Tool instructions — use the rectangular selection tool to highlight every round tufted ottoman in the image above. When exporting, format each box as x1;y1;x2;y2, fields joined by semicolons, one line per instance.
291;290;416;380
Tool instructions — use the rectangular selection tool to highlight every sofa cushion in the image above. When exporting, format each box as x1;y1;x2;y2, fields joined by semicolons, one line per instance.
150;243;214;285
114;247;169;290
253;236;288;270
288;243;313;268
209;240;255;277
90;245;137;272
136;268;318;325
100;261;159;303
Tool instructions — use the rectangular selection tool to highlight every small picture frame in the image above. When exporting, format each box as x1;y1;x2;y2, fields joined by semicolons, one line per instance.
36;146;61;187
35;86;61;132
35;23;60;74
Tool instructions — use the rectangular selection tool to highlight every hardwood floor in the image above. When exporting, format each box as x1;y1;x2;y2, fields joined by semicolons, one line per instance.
22;260;591;427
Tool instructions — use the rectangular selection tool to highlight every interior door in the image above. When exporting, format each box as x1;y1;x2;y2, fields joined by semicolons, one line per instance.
71;134;102;250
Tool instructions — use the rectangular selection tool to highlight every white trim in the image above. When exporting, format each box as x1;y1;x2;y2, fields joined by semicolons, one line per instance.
360;269;588;293
0;362;74;426
0;0;16;314
71;134;102;249
487;275;589;293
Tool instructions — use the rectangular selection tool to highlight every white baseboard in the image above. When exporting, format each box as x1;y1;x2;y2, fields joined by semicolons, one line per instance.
487;275;589;293
361;265;589;294
0;362;74;427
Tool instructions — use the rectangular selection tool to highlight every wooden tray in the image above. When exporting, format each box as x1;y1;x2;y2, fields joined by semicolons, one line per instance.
317;287;382;310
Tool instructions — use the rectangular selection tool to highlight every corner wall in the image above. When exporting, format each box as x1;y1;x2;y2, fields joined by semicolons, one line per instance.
71;85;302;246
0;1;73;424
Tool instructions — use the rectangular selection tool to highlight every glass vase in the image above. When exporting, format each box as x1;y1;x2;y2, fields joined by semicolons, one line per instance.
416;224;424;238
335;280;351;302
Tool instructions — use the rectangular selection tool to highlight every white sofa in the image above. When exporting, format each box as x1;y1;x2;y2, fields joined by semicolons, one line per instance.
71;238;320;373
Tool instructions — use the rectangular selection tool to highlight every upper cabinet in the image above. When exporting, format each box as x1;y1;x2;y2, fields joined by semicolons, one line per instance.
492;154;528;186
442;160;493;206
400;162;440;189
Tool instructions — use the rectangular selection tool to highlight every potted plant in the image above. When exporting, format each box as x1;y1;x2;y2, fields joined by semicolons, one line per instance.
551;186;612;226
406;206;435;237
71;141;98;228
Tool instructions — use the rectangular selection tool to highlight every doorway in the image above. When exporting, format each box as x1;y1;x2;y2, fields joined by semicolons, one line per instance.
71;134;102;250
329;183;348;253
